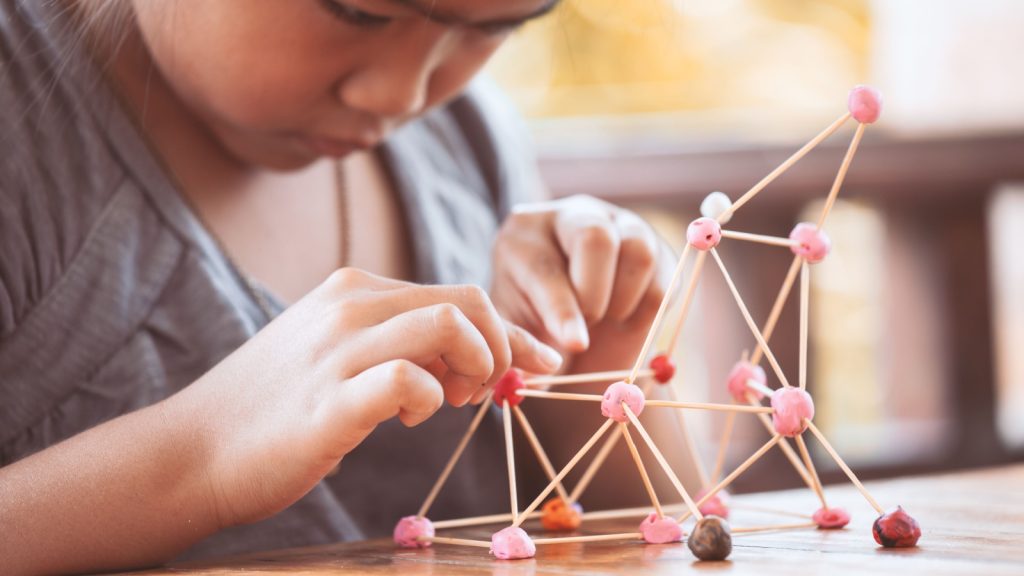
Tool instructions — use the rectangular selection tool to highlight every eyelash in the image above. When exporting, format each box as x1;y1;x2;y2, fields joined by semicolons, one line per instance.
320;0;392;27
319;0;520;37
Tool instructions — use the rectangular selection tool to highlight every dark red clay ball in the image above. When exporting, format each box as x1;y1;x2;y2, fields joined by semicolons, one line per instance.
492;370;525;408
872;506;921;548
649;354;676;384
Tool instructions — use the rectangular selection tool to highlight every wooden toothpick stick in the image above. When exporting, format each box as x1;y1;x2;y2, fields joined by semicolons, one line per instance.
524;369;653;387
666;384;710;487
718;112;851;223
732;521;818;534
417;397;493;518
748;395;817;491
816;122;867;230
804;419;885;515
794;433;828;509
628;243;692;384
667;251;708;354
710;248;793;388
514;389;603;402
679;434;782;522
710;410;736;484
619;423;664;518
751;256;802;366
502;400;518;518
644;399;773;414
419;536;492;549
721;229;800;248
431;510;538;530
622;404;704;521
513;418;616;528
512;405;570;502
533;533;642;545
799;261;810;390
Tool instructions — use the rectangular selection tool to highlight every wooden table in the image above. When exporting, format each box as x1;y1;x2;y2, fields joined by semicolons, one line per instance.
135;464;1024;575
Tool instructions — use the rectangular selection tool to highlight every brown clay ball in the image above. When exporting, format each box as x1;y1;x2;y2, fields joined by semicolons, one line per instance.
687;515;732;561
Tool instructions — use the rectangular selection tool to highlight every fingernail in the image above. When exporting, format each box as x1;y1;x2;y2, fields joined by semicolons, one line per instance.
536;342;564;371
561;317;590;351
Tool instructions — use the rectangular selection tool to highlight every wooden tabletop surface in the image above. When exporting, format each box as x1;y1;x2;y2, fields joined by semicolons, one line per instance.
133;464;1024;576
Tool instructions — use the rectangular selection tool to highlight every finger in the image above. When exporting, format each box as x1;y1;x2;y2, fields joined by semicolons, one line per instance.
343;304;494;406
355;285;513;387
605;213;660;322
320;360;444;456
505;241;589;352
319;267;414;297
553;202;621;324
506;320;563;375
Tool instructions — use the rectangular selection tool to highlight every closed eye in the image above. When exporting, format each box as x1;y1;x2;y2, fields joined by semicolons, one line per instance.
319;0;392;27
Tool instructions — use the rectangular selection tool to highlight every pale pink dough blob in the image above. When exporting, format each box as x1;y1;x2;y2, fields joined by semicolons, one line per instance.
601;381;646;423
726;361;768;402
848;85;883;124
393;515;435;549
639;512;684;544
813;506;851;529
490;526;536;560
696;487;731;519
686;217;722;251
770;387;815;437
789;222;832;264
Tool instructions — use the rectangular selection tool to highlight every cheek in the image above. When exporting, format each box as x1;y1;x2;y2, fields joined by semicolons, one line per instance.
135;0;345;131
423;36;506;110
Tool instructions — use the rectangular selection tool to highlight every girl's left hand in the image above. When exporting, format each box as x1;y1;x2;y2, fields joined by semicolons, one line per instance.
489;195;677;376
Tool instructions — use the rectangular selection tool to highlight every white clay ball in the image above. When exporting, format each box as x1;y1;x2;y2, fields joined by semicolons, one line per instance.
700;191;733;224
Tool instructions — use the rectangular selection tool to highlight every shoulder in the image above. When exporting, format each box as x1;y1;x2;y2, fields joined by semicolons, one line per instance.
0;0;128;335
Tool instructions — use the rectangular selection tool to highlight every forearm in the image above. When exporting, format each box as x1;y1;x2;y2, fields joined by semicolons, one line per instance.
0;392;222;575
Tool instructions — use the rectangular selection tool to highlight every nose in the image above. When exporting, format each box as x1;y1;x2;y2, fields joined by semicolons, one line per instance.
338;27;453;118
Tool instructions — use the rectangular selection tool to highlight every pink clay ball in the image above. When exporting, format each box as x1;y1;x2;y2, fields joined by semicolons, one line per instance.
813;506;851;529
492;369;526;408
696;488;731;519
789;222;832;264
848;85;883;124
687;217;722;251
393;515;435;549
640;512;684;544
726;361;768;403
490;526;536;560
601;381;646;423
770;387;815;437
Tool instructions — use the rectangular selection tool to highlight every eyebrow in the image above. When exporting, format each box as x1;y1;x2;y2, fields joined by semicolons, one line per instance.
386;0;561;29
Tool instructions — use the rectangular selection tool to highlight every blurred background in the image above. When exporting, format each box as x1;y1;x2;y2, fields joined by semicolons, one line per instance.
488;0;1024;492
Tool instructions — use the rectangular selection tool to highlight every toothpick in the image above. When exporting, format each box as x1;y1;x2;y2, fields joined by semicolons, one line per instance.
729;503;813;520
419;536;492;549
721;229;800;248
804;419;884;515
417;397;493;518
710;410;736;484
710;248;792;388
578;503;688;522
750;402;816;491
568;420;623;503
524;369;653;387
666;251;708;354
619;423;664;518
751;256;802;366
628;244;692;384
514;389;603;402
622;404;704;521
666;384;710;487
533;533;642;545
502;400;518;518
746;378;776;399
733;522;818;534
644;399;773;414
794;433;828;509
718;112;851;223
512;405;570;502
432;510;538;530
513;419;616;528
799;261;810;390
816;122;866;230
679;434;781;523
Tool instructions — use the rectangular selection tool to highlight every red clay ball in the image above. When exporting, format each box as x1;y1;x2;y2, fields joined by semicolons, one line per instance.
649;354;676;384
872;506;921;548
492;370;525;407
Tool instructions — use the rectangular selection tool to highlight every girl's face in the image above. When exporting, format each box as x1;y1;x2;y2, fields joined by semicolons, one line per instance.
130;0;555;170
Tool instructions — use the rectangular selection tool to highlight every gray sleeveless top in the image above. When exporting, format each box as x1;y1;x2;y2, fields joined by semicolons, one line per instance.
0;0;544;560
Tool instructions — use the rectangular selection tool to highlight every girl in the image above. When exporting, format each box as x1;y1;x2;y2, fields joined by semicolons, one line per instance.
0;1;677;573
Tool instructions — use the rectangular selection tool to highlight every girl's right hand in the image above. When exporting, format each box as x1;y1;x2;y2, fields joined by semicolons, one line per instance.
180;268;563;529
